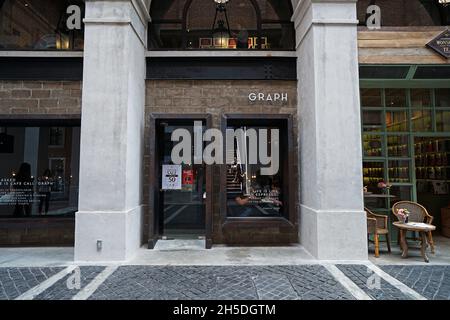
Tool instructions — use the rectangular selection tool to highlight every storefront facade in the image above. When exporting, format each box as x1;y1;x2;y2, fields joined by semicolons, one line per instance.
0;0;449;262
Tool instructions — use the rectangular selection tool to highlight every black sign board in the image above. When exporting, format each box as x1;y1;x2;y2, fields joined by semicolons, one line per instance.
427;29;450;59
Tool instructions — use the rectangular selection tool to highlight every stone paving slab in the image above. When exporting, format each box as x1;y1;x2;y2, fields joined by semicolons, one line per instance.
337;265;412;300
88;265;354;300
287;265;355;300
380;265;450;300
252;274;298;300
3;264;449;300
34;266;106;300
0;267;63;300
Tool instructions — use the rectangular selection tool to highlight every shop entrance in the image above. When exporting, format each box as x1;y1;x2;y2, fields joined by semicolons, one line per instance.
155;119;207;240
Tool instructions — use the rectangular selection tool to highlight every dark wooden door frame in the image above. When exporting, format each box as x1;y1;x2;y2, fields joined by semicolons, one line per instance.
148;113;213;249
219;113;297;232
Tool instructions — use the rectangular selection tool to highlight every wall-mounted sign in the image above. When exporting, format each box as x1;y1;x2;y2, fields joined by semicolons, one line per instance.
427;30;450;59
162;165;182;190
248;92;288;103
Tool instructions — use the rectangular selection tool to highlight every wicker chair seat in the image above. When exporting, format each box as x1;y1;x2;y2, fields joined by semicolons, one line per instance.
375;228;389;235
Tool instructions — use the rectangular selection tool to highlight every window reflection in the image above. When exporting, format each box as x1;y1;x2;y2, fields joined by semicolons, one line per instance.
0;125;80;217
0;0;84;50
226;124;286;218
149;0;295;50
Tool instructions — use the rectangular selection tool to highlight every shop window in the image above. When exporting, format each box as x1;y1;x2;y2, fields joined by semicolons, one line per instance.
49;127;65;147
363;134;384;157
436;88;450;107
411;89;432;108
387;135;409;157
361;87;450;238
388;160;411;183
436;111;450;132
363;110;383;131
411;109;433;132
363;161;385;190
389;185;412;202
361;88;383;108
224;117;289;218
0;124;80;218
386;111;408;132
149;0;295;50
385;89;407;108
357;0;450;27
0;0;85;50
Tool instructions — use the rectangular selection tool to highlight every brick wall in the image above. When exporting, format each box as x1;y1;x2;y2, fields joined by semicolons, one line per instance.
144;80;299;245
0;81;82;115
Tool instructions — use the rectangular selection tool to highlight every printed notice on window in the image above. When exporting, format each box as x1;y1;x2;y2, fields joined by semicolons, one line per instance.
162;165;182;190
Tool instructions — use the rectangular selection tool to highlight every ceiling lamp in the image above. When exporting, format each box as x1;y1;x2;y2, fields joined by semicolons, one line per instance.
212;0;231;48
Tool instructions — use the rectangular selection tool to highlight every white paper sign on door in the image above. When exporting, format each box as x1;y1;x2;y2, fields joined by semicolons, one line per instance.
162;165;182;190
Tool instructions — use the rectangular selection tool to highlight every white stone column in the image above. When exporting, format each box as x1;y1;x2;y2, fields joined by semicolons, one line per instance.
293;0;367;260
75;0;150;262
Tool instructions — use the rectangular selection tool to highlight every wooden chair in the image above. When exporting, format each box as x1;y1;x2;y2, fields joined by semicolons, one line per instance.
365;207;391;258
392;201;435;254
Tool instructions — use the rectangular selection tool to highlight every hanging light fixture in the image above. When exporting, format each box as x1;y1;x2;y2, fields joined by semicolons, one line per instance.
212;0;231;48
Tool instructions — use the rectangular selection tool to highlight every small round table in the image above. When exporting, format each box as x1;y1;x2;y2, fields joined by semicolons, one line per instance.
393;222;436;263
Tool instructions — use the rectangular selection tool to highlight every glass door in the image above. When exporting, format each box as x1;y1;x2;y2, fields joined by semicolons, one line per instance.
157;120;206;239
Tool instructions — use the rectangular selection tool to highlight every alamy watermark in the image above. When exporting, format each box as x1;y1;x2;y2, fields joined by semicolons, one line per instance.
66;5;82;30
171;121;280;176
366;5;381;30
66;266;81;290
366;267;381;290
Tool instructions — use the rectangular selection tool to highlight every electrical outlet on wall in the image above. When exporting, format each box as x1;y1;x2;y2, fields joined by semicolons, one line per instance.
96;240;102;251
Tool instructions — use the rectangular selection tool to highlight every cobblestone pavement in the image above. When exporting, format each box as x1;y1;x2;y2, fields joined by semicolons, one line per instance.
89;265;354;300
0;264;449;300
0;267;63;300
336;264;412;300
35;266;106;300
380;265;450;300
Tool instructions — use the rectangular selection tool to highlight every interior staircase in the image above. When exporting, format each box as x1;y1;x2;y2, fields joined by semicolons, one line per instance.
227;169;243;199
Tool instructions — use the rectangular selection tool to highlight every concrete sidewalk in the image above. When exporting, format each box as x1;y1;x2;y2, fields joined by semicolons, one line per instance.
0;242;318;267
1;237;449;267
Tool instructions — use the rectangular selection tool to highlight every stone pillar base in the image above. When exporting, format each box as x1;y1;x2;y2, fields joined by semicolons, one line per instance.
300;205;368;260
74;206;143;262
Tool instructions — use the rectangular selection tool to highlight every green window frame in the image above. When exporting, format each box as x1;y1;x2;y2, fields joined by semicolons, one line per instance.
360;70;450;238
